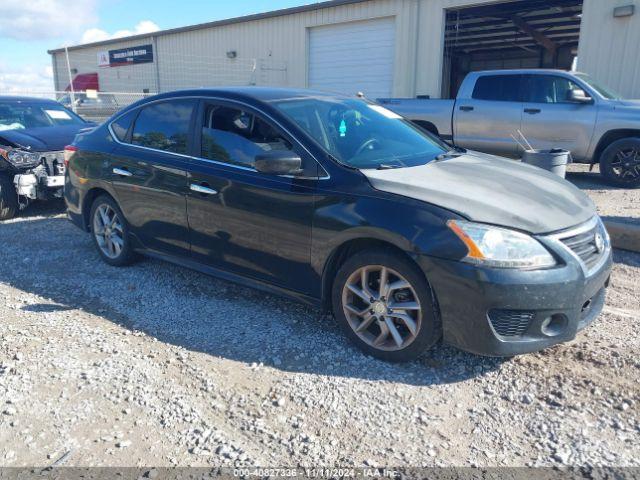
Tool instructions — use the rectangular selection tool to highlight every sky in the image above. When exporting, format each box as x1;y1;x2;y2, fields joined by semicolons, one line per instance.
0;0;313;92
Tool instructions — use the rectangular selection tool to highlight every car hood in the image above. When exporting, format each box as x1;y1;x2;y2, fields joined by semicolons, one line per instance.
362;152;595;234
0;125;88;151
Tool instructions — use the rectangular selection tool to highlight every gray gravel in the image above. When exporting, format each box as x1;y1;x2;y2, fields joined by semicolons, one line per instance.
0;198;639;468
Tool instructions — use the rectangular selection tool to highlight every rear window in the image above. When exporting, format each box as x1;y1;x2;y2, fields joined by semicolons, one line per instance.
472;75;522;102
131;99;196;154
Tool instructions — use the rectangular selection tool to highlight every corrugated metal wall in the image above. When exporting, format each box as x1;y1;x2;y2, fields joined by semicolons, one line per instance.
53;0;640;100
53;37;158;92
154;0;418;94
577;0;640;99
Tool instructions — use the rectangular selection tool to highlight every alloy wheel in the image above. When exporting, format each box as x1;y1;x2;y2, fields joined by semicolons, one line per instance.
341;265;422;351
610;148;640;181
93;204;125;259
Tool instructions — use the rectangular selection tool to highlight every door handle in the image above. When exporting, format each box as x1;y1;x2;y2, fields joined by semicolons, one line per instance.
459;105;474;112
524;108;541;114
113;167;133;177
190;183;218;195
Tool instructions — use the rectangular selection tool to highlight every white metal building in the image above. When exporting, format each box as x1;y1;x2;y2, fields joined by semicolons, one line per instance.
49;0;640;101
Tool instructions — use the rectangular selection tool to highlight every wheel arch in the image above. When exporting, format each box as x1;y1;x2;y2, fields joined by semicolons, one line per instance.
81;187;117;231
320;237;425;312
593;129;640;164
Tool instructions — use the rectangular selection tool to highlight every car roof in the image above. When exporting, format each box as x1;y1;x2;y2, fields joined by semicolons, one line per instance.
0;95;60;104
141;87;353;104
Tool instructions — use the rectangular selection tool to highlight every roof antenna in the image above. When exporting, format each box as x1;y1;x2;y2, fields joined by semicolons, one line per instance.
356;91;365;98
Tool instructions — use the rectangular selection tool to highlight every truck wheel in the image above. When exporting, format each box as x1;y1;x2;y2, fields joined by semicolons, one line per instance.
332;249;442;362
0;174;18;221
599;138;640;188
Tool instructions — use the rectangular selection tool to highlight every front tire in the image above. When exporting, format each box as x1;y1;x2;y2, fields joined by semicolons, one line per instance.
332;249;441;362
599;138;640;188
90;195;135;266
0;174;18;221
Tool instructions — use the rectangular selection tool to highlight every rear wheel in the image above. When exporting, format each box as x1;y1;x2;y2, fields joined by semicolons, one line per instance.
90;195;135;266
599;138;640;188
0;174;18;221
332;249;441;362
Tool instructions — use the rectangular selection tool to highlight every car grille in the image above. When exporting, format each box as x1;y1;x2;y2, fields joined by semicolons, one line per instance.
558;221;606;271
488;309;534;337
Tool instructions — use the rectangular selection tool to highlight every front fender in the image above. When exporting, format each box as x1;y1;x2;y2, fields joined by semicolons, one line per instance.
311;188;468;297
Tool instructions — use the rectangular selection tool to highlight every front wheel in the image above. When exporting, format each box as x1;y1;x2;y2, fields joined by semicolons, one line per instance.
332;249;441;362
599;138;640;188
0;174;18;221
90;195;135;266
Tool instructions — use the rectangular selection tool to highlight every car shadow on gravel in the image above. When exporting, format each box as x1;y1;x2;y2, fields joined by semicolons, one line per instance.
565;170;620;191
0;216;508;387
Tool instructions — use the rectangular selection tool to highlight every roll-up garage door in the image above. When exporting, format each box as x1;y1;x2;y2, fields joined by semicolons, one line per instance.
308;17;395;99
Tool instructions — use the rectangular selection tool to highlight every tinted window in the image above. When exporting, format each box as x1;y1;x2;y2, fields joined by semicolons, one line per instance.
200;104;316;174
526;75;590;104
131;99;196;154
472;75;522;102
111;109;137;141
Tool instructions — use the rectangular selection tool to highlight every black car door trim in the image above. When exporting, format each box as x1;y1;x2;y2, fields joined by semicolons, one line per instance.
107;95;330;180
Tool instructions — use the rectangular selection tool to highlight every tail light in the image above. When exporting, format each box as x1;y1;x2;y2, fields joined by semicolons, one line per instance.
64;145;78;167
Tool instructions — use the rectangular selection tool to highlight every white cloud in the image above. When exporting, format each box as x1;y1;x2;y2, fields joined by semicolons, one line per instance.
0;62;55;93
81;20;160;45
0;0;98;41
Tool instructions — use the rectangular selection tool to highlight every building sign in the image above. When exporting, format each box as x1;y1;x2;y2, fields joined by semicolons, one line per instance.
97;44;154;67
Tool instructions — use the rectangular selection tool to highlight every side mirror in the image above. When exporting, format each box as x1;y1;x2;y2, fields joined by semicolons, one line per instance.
568;89;593;104
254;150;302;175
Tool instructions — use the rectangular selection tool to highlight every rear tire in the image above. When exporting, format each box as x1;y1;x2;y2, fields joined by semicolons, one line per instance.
599;137;640;188
331;249;441;362
0;174;18;221
90;195;135;266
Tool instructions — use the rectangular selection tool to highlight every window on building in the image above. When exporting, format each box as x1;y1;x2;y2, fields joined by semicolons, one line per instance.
131;99;196;154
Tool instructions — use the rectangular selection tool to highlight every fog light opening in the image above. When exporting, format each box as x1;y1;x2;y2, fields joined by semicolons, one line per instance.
541;314;568;337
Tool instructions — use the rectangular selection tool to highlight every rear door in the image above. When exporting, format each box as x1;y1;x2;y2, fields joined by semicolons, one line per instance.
109;98;196;257
185;99;319;293
453;74;524;157
520;74;598;160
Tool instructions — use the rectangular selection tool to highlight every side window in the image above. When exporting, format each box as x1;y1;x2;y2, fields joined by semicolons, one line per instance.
131;99;196;154
111;109;138;141
526;76;588;104
200;104;315;176
472;75;522;102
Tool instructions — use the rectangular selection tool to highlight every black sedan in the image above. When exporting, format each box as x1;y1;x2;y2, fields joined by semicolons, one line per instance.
64;88;612;361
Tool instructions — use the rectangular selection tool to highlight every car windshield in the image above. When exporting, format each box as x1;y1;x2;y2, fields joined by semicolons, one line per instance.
574;73;623;100
0;101;85;131
271;96;447;169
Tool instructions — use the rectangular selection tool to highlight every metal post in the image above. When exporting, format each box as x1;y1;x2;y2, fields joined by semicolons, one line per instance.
64;46;76;113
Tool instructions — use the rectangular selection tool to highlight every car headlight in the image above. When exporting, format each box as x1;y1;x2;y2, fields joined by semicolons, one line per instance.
0;148;41;168
448;220;556;269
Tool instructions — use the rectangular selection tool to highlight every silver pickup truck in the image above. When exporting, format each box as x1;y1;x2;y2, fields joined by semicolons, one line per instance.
379;69;640;187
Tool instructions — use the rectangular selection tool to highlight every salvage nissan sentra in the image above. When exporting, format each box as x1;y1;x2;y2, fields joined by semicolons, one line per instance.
64;88;612;361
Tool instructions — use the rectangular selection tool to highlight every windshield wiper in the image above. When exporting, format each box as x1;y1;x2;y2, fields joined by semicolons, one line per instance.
376;163;402;170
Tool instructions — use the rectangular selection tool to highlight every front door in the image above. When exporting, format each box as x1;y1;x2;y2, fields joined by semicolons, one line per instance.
520;74;598;161
109;98;197;256
453;73;524;157
185;100;319;293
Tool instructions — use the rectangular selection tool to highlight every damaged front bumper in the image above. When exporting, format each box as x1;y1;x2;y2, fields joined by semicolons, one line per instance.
13;151;66;202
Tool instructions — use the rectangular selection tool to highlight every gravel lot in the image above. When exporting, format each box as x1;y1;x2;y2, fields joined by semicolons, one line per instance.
1;169;639;469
